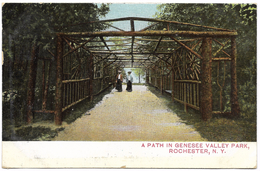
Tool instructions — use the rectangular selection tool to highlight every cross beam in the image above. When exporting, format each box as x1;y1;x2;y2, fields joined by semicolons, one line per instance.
60;30;237;38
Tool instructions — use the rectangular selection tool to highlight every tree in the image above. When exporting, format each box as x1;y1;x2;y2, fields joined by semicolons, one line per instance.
132;68;146;83
155;3;256;119
2;3;110;125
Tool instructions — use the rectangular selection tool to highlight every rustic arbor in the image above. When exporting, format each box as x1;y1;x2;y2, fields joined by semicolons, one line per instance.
27;17;240;125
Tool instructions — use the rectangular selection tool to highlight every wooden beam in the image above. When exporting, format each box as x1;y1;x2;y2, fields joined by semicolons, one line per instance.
154;36;163;52
200;37;213;121
100;36;110;51
135;38;197;42
169;36;202;59
89;53;94;101
47;49;55;58
230;37;240;117
94;54;112;65
139;23;159;31
171;54;175;102
154;54;171;66
212;57;231;61
54;35;63;125
27;44;39;124
87;38;132;42
213;39;230;57
103;23;125;31
130;19;135;66
70;17;234;32
91;51;172;54
63;36;95;57
61;30;237;38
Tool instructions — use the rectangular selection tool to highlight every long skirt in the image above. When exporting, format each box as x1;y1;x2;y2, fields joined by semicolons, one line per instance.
116;79;122;92
126;81;132;92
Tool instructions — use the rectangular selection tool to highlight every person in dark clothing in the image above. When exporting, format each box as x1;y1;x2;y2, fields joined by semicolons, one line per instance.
115;70;123;92
126;70;133;92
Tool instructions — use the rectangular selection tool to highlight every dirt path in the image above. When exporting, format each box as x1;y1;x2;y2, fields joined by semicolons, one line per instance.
53;85;207;141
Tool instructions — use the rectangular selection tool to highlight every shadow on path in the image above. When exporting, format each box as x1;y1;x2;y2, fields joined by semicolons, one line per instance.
53;85;207;141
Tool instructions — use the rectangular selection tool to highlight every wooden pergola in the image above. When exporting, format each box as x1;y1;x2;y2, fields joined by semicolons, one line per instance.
27;17;240;125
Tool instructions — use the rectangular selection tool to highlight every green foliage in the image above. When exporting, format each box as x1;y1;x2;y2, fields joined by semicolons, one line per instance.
2;3;110;50
132;68;146;83
155;3;256;135
2;3;110;125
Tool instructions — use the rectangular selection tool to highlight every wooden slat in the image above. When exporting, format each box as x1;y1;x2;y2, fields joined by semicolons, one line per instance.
62;78;90;83
62;96;90;112
34;110;55;114
197;84;199;107
174;80;201;83
173;98;200;110
193;84;196;106
212;111;231;115
212;57;231;61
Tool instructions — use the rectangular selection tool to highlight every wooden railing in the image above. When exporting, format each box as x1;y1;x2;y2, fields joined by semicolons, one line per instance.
173;80;200;111
62;78;90;112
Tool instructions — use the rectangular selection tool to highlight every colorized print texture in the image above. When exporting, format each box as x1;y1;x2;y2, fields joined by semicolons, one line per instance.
2;3;257;168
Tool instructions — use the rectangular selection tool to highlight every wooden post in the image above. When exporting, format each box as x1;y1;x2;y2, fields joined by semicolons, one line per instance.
231;37;240;117
89;53;94;101
184;83;187;112
101;62;104;90
42;61;51;110
160;61;163;94
171;54;175;102
42;60;45;100
200;37;213;121
26;43;39;124
54;34;63;125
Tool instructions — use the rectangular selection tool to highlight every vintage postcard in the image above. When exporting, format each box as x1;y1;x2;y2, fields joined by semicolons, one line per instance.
2;2;257;168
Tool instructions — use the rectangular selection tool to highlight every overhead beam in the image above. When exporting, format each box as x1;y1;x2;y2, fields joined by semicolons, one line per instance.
103;23;125;31
108;58;151;61
68;17;234;32
87;38;132;42
135;38;197;42
61;30;237;38
90;51;173;54
131;19;135;66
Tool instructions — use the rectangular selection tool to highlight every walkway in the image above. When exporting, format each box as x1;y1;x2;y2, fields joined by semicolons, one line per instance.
53;85;207;141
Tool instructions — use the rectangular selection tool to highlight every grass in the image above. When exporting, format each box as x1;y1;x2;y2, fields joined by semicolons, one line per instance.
147;85;256;142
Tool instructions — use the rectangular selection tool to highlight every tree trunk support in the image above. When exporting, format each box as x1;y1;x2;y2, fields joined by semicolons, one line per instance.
231;37;240;117
200;37;213;121
171;54;175;102
55;34;63;125
89;53;94;102
26;43;39;124
160;61;163;94
42;62;51;110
